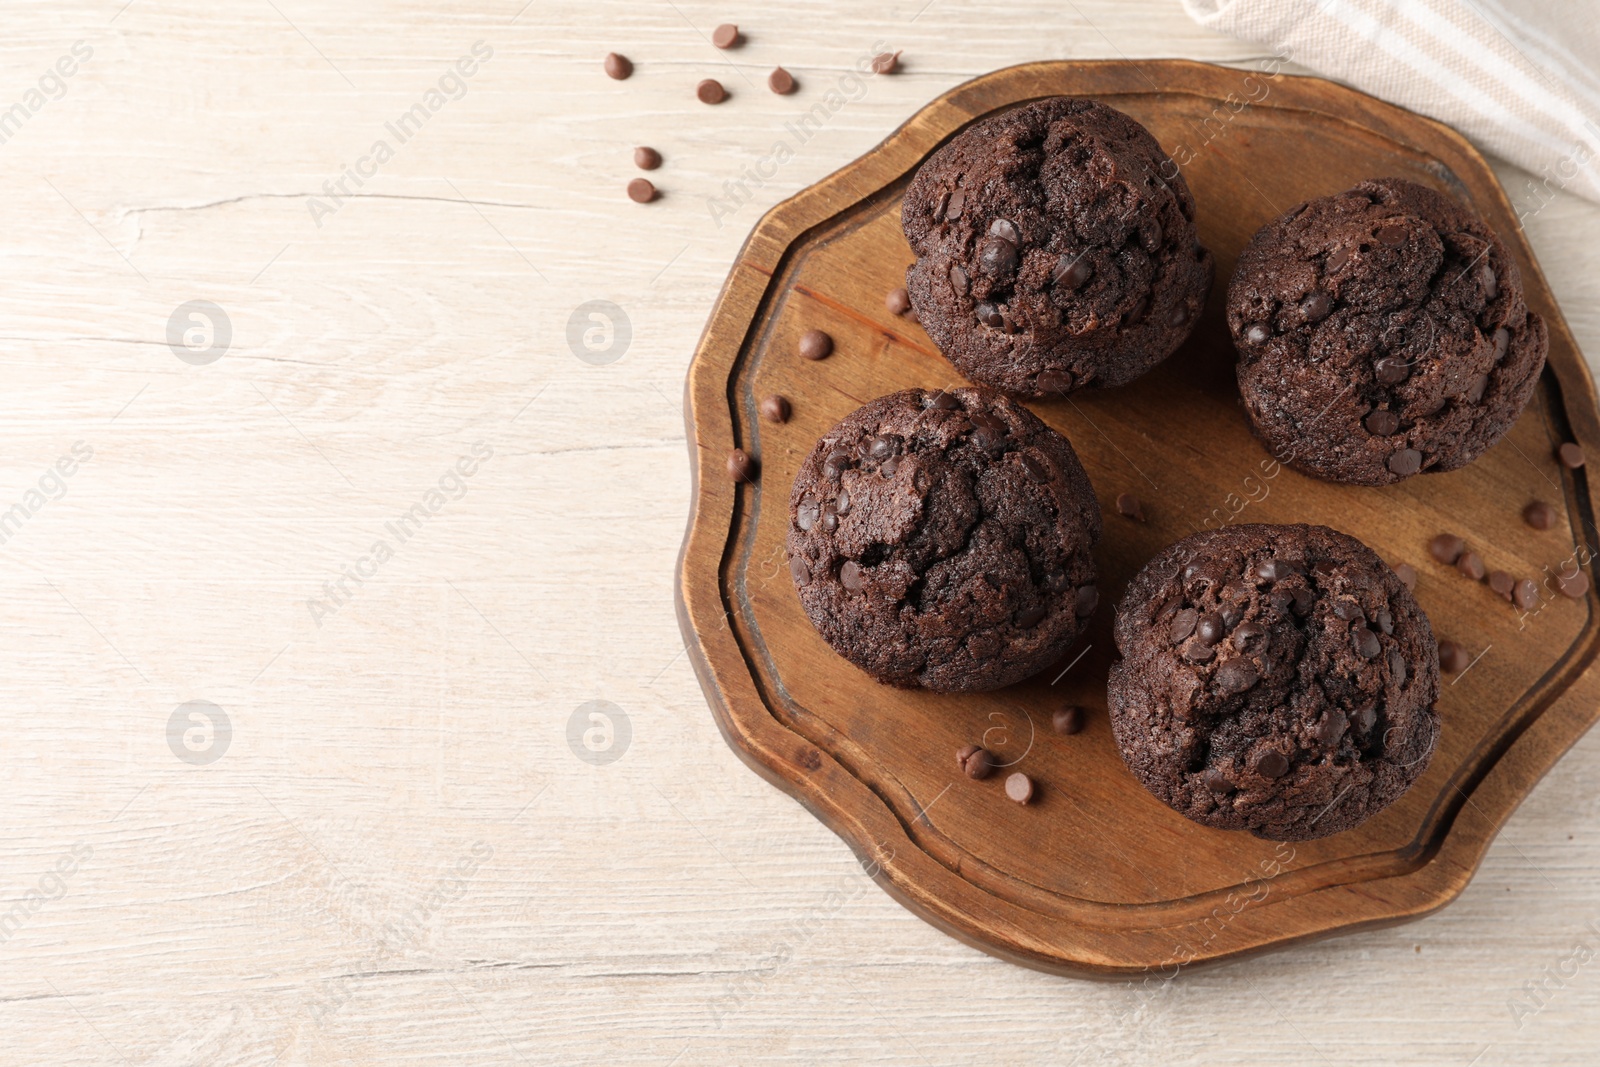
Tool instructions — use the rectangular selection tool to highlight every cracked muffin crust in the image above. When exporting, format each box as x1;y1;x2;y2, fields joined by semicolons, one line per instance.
1108;523;1440;841
786;386;1102;691
1229;176;1548;485
901;97;1214;398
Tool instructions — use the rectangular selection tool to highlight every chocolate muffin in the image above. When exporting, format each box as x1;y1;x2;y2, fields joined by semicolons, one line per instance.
787;386;1102;691
1229;177;1548;485
1108;523;1440;841
901;97;1214;397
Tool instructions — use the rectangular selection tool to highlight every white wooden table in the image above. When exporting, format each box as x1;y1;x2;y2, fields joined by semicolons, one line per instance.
3;2;1598;1063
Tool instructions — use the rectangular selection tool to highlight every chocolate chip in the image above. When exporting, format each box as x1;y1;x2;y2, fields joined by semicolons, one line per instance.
1044;571;1070;594
1352;703;1377;735
627;178;657;203
1139;218;1163;252
881;457;899;479
1254;749;1289;777
1558;567;1589;599
1216;660;1260;696
603;52;633;79
1523;500;1556;530
1220;597;1245;627
946;187;966;219
1439;639;1470;673
1053;254;1091;289
1465;374;1489;403
1116;492;1145;522
1004;772;1033;804
987;218;1019;244
1326;246;1354;271
1559;442;1585;468
819;504;837;533
1456;551;1485;581
822;447;852;479
1387;449;1422;476
1244;321;1271;345
957;744;994;780
1019;452;1050;483
727;448;757;483
1331;599;1362;622
1353;627;1381;659
1183;643;1216;663
789;556;810;584
1375;355;1412;384
1394;562;1418;590
1170;608;1198;642
1204;769;1236;794
1125;294;1150;325
1479;263;1498;301
1388;650;1407;688
1231;621;1266;651
885;287;912;315
795;499;818;530
1016;604;1047;628
697;78;727;104
864;434;898;461
1052;706;1086;735
1168;302;1190;327
1300;289;1333;322
1074;585;1099;617
1037;368;1075;393
1365;409;1401;435
1317;710;1349;745
975;302;1003;328
1257;558;1302;582
798;329;833;360
870;51;902;75
1291;587;1316;616
634;146;662;170
1374;607;1394;635
759;394;790;423
926;389;961;410
1514;578;1540;610
1429;534;1465;565
948;263;969;294
1377;222;1408;245
711;23;742;48
835;490;850;516
840;560;864;591
1196;612;1225;645
932;190;949;220
978;236;1018;275
1488;570;1515;600
768;67;797;94
1493;327;1510;361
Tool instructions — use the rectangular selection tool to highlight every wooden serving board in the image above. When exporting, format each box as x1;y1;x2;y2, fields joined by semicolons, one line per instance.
675;59;1600;977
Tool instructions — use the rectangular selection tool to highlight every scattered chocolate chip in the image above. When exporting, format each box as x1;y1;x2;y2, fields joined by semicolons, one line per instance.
1204;769;1236;794
1456;551;1486;581
1514;578;1540;610
1377;222;1408;245
885;287;911;316
1183;642;1216;663
795;499;818;530
1479;263;1498;301
821;447;852;479
627;177;657;203
1488;570;1514;600
946;187;966;219
1037;368;1075;393
1019;452;1050;483
1232;621;1266;651
1052;706;1086;735
1256;558;1302;582
926;389;961;410
1375;355;1411;384
1004;772;1034;804
696;78;727;104
956;744;995;780
1326;246;1354;271
1393;562;1418;590
1074;585;1099;617
1373;607;1394;635
1170;608;1198;642
947;263;969;294
798;329;833;361
1439;639;1470;673
835;489;850;516
727;448;757;483
840;560;864;591
1016;604;1047;628
1318;709;1350;745
768;67;797;94
819;504;837;532
1116;492;1145;522
1365;409;1401;435
789;555;809;584
975;302;1003;328
1464;374;1489;403
1244;321;1271;345
634;146;662;170
1387;448;1422;476
1168;302;1190;327
1196;612;1225;646
1300;289;1333;322
978;236;1019;275
1254;749;1289;778
1332;599;1363;622
603;52;633;79
1352;703;1378;735
711;23;742;49
1291;587;1316;616
1558;442;1585;468
870;51;901;75
1558;567;1590;599
1353;627;1381;659
1493;327;1511;361
1053;254;1091;289
1428;534;1465;565
760;394;791;423
986;218;1020;244
1523;500;1556;530
1387;651;1407;688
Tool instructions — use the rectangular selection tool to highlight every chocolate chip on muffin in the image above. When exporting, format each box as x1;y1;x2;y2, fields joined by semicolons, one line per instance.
786;386;1102;691
1108;522;1441;841
901;97;1213;397
1229;177;1548;485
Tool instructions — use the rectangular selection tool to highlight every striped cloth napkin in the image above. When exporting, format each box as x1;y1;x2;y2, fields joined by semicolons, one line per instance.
1181;0;1600;208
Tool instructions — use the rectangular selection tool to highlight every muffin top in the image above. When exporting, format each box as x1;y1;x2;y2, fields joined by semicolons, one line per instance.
1109;523;1440;841
787;386;1102;691
901;97;1213;397
1229;177;1547;485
